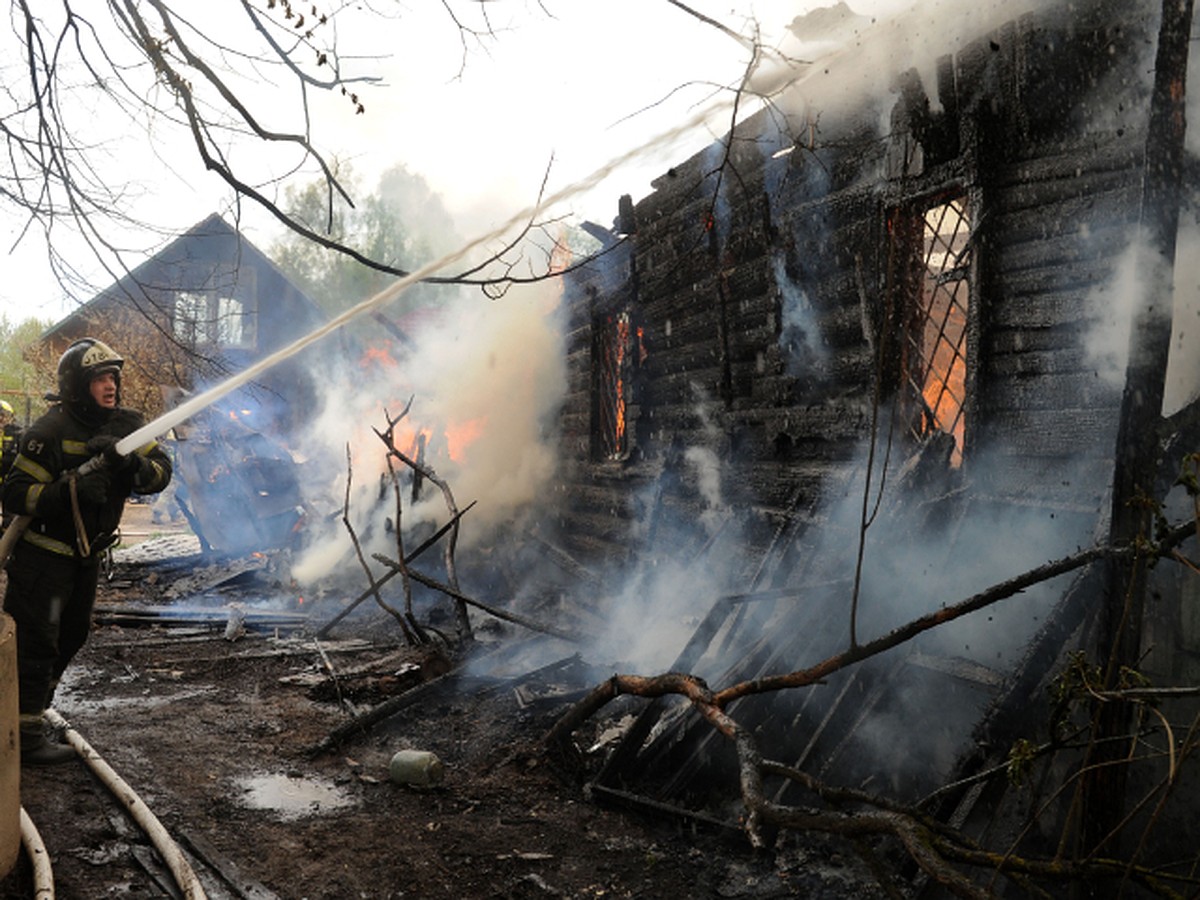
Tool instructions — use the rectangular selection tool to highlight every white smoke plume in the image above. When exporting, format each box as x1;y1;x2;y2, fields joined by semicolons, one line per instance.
754;0;1053;135
289;279;566;584
1083;239;1145;390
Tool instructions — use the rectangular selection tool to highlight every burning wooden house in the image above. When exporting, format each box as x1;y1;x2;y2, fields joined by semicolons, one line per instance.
548;0;1200;888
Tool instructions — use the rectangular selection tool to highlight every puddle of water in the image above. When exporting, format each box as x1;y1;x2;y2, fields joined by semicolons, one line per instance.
235;773;357;820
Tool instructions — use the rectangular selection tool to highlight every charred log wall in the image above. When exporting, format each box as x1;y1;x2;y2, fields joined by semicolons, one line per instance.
556;0;1154;589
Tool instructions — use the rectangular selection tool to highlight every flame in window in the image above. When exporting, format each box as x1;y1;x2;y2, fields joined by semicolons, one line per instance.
597;311;639;460
903;196;970;466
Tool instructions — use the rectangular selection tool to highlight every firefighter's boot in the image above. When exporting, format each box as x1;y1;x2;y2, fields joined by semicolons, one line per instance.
19;715;75;766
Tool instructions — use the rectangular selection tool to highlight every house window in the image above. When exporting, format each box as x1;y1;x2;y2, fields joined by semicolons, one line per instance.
173;291;257;349
594;309;642;461
900;195;971;466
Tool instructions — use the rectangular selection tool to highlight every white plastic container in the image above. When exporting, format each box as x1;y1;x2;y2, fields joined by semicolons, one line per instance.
388;749;444;787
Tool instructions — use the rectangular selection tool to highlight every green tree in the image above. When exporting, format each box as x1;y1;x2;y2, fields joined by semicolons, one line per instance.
0;316;55;425
271;163;463;319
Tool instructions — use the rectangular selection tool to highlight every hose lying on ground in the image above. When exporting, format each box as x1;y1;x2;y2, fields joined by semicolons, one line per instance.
19;806;53;899
43;708;208;900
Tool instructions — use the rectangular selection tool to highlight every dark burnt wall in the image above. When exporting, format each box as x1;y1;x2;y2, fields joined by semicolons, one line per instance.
967;4;1150;521
556;0;1154;580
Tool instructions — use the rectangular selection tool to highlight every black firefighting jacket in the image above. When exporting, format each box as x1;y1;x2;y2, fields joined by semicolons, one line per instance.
3;405;172;558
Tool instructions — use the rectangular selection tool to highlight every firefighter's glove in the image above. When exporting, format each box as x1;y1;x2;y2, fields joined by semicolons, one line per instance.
74;468;111;506
86;435;139;475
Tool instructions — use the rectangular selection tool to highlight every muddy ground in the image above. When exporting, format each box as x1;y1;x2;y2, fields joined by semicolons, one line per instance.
0;504;886;900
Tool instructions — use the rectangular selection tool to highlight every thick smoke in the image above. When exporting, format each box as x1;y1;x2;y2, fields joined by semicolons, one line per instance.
774;253;827;378
1084;220;1200;415
289;279;566;584
755;0;1052;137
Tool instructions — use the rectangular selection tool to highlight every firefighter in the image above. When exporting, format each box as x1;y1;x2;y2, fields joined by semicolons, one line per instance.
2;338;172;765
0;399;20;478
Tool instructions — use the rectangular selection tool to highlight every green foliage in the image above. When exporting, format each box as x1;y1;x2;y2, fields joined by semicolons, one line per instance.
1174;452;1200;504
269;162;462;319
0;315;55;424
1006;738;1039;786
1047;650;1102;738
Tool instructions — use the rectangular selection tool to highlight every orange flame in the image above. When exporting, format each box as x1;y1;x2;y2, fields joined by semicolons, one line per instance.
614;316;631;445
919;289;967;467
361;344;399;370
444;417;485;462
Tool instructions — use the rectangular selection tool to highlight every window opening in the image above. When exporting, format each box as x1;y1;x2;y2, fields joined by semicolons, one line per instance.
595;310;642;461
173;288;257;350
901;195;971;466
173;291;209;346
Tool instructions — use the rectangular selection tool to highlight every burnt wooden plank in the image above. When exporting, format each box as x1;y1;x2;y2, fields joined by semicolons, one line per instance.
991;263;1114;297
992;229;1130;274
991;187;1140;249
979;408;1119;456
987;287;1104;330
985;346;1101;378
986;373;1121;412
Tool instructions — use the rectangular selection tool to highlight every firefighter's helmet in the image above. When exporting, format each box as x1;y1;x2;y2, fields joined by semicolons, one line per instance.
0;400;12;418
57;338;124;407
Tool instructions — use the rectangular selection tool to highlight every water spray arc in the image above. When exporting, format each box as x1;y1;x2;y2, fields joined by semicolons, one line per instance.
0;89;741;567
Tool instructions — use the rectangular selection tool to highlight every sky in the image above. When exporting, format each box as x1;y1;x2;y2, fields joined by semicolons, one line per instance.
0;0;915;326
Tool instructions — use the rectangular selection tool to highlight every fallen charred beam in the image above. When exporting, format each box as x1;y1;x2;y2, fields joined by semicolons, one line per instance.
523;529;602;585
586;783;741;836
553;522;1198;790
371;553;585;644
305;670;492;757
310;651;591;758
176;828;281;900
315;501;477;638
592;588;794;784
94;605;307;631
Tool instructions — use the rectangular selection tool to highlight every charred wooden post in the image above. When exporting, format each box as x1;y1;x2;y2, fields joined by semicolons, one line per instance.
1084;0;1195;863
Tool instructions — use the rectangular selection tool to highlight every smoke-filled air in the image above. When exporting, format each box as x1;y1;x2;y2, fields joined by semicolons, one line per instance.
264;0;1196;689
288;278;567;584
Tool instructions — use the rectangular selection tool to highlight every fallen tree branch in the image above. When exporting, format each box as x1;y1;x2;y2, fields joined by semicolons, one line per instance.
376;407;472;640
340;443;415;643
371;553;585;644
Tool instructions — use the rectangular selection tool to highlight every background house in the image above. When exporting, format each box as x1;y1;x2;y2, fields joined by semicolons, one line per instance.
38;213;328;436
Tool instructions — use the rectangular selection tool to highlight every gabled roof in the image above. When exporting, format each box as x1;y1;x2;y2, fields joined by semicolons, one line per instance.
41;213;324;341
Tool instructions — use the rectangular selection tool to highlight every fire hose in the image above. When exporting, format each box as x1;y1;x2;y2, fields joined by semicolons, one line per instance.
0;452;109;570
42;709;208;900
18;807;53;899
